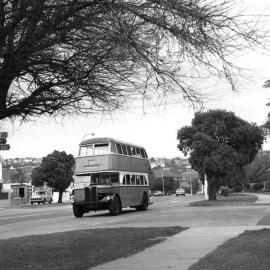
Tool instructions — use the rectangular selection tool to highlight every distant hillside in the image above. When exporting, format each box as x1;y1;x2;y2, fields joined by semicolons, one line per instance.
5;157;42;168
149;157;190;173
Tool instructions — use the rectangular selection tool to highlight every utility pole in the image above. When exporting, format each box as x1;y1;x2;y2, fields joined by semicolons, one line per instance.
162;169;165;194
204;174;209;200
190;176;193;195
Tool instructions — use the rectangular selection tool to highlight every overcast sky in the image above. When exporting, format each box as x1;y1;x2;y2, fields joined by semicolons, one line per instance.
2;0;270;160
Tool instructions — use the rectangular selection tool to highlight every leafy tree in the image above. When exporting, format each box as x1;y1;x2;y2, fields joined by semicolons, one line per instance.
39;151;75;203
222;167;247;188
10;168;26;184
150;177;178;193
0;0;262;121
251;182;264;192
177;110;265;200
244;151;270;185
31;166;44;187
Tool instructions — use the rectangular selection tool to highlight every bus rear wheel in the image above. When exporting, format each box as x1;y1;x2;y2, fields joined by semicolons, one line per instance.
73;205;84;218
136;194;149;211
109;196;121;216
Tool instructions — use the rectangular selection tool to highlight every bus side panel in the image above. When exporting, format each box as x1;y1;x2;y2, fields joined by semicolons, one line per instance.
75;155;151;174
119;186;148;208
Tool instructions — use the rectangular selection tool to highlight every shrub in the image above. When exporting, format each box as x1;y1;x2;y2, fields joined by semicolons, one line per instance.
220;186;230;197
231;185;243;193
252;183;264;192
183;186;191;194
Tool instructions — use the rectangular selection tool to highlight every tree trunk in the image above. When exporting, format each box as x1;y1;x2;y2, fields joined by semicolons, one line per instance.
208;180;217;200
58;191;63;203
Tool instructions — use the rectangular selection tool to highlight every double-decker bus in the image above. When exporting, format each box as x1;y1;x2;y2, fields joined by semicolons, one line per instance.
71;137;152;217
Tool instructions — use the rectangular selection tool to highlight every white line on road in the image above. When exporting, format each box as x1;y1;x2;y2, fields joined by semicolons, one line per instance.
0;212;51;220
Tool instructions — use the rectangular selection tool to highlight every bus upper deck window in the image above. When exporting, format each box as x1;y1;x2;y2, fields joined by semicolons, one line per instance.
135;147;141;158
131;146;136;156
116;143;123;154
94;144;108;155
121;144;127;155
127;145;132;156
140;148;146;158
79;145;94;156
143;149;148;159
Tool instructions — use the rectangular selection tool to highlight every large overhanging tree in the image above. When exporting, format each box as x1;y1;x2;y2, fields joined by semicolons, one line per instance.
0;0;263;121
177;110;265;200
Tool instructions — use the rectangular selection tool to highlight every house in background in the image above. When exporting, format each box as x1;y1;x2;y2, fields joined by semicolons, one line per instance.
0;155;5;185
0;155;8;199
2;165;35;203
150;168;183;193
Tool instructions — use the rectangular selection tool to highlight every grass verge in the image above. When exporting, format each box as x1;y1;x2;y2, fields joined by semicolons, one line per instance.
0;227;185;270
189;229;270;270
189;193;257;207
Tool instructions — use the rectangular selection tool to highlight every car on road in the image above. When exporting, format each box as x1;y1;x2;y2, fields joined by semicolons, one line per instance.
30;190;53;205
153;191;165;196
175;188;185;196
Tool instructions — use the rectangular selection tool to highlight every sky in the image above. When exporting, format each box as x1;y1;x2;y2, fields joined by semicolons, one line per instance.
1;0;270;160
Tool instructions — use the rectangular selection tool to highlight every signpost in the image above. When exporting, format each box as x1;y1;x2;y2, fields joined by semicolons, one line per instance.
0;132;10;150
0;132;8;138
0;144;10;150
0;138;6;144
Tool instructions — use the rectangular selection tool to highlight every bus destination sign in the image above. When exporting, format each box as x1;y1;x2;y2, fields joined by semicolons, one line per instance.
0;132;8;138
0;144;10;150
0;138;6;144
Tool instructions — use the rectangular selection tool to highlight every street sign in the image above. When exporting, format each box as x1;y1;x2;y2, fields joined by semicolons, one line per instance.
0;144;10;150
0;138;6;144
0;132;8;138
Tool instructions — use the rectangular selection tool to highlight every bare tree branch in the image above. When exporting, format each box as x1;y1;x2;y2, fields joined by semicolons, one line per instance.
0;0;265;121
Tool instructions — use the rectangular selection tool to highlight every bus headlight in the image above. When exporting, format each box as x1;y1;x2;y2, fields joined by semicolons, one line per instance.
70;195;75;203
106;195;112;201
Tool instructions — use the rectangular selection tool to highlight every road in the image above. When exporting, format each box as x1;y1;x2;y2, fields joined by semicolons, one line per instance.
1;194;270;240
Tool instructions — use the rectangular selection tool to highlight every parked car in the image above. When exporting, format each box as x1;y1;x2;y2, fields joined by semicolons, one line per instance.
153;191;165;196
30;190;53;204
175;188;185;196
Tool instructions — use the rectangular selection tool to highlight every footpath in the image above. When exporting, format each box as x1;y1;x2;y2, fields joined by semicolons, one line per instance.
91;194;270;270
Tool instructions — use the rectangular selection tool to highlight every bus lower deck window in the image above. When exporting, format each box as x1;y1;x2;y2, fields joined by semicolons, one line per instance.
136;175;140;185
131;175;135;185
126;174;131;185
140;175;144;185
110;174;119;183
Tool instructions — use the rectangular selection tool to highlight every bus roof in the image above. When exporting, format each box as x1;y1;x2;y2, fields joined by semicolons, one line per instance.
79;137;145;149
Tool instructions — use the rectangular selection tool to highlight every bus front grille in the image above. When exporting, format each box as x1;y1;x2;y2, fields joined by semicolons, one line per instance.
85;186;97;203
74;189;85;201
74;187;98;203
90;186;97;202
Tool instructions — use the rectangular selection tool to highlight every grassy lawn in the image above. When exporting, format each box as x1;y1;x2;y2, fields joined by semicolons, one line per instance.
189;229;270;270
0;227;185;270
189;193;257;206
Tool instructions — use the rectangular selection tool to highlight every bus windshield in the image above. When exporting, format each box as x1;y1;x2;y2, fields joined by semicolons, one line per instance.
79;143;109;157
91;173;119;185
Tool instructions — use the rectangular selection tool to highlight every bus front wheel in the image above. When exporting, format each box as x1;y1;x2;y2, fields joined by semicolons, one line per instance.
109;195;121;216
136;194;149;211
73;205;84;218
